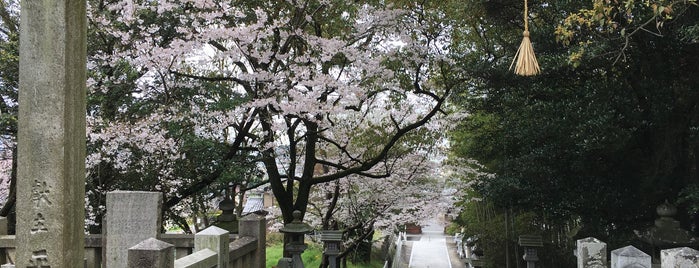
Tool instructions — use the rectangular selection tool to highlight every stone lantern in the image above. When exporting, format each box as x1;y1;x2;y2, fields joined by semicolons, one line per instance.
214;184;238;233
637;200;699;261
278;210;314;268
321;230;344;268
518;234;543;268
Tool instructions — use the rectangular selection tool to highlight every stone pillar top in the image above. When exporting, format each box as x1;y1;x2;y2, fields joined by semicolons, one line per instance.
127;238;174;268
662;246;699;255
198;225;229;236
611;246;649;257
611;246;650;268
129;238;174;251
577;237;604;244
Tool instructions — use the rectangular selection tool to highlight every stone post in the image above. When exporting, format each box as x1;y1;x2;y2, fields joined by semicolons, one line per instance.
611;246;650;268
194;226;230;268
104;191;163;268
16;0;87;267
240;214;267;268
661;247;699;267
576;237;607;268
128;238;174;268
612;246;651;268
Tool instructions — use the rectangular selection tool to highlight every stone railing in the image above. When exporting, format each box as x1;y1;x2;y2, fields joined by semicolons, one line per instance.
575;237;699;267
0;214;265;268
0;232;204;267
0;191;266;268
130;214;265;268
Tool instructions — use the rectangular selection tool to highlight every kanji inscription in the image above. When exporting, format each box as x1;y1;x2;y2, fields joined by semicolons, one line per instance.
30;180;51;209
28;249;49;267
30;213;48;234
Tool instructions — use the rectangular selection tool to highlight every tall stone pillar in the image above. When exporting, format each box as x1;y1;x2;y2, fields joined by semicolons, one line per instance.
16;0;87;267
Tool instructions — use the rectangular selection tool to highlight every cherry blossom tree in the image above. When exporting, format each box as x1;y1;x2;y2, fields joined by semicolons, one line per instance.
305;149;444;265
0;0;19;234
0;143;12;208
83;0;460;241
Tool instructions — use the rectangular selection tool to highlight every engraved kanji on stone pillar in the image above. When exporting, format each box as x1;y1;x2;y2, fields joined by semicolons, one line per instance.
28;250;49;268
15;0;87;267
30;180;51;209
30;213;48;234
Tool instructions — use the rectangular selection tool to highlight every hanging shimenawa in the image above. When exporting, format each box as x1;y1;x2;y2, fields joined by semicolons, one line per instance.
510;0;541;76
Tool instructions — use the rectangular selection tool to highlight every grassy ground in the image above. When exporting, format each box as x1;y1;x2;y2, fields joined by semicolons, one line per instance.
265;242;385;268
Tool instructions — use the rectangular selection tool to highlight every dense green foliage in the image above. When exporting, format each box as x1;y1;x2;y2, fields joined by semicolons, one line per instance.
447;0;699;266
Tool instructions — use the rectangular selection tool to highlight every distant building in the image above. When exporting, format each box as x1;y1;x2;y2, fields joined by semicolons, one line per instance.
241;188;275;216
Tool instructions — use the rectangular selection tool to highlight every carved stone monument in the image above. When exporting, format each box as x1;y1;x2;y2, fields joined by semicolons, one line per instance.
16;0;87;267
104;191;163;268
576;237;607;268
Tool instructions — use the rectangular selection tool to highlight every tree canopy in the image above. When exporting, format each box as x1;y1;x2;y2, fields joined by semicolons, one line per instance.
0;0;461;241
447;0;698;265
85;0;457;230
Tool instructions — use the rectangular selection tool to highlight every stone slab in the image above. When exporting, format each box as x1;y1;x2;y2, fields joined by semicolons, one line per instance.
104;191;163;268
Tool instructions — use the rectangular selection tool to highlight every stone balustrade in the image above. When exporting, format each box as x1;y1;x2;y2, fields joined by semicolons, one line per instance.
127;218;264;268
575;237;699;268
0;191;266;268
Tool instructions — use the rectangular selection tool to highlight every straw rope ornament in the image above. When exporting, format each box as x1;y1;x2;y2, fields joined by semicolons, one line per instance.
510;0;540;76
